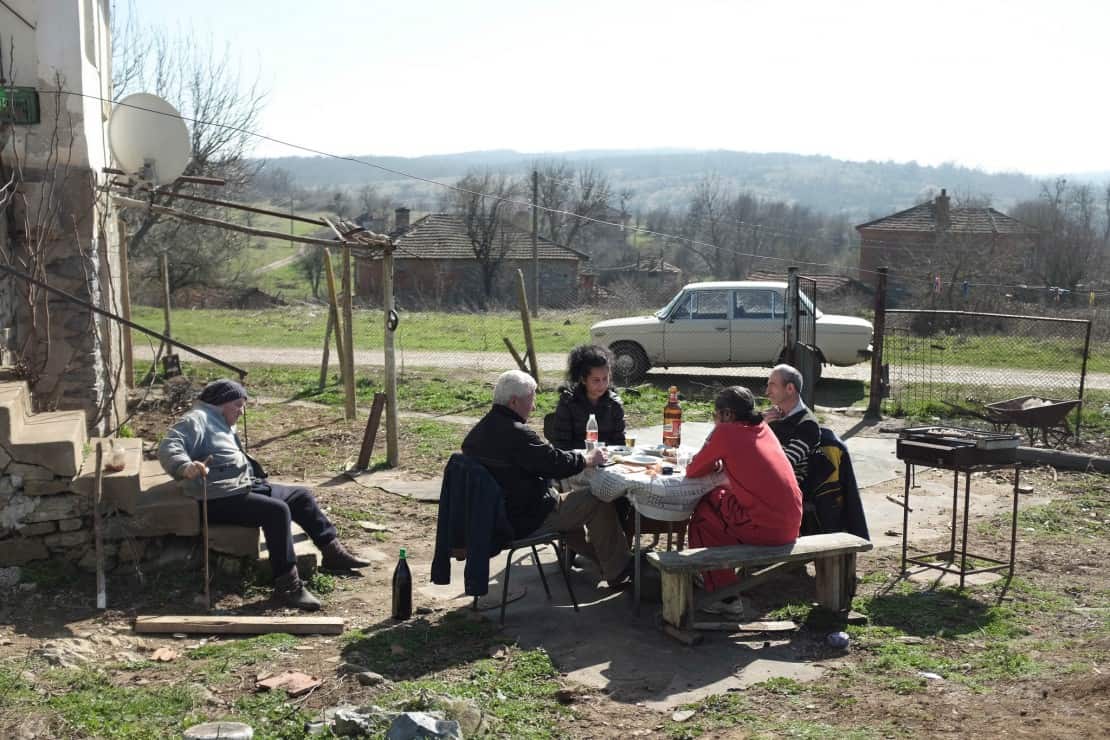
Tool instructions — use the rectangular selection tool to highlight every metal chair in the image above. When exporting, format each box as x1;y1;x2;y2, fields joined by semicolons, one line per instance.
487;529;579;626
459;455;580;625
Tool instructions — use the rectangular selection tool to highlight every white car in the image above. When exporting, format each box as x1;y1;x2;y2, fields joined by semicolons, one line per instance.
590;281;873;384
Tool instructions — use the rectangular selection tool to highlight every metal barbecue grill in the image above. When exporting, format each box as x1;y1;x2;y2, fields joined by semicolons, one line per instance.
895;426;1022;589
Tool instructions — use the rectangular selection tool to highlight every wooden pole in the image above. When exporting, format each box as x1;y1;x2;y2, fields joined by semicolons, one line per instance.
866;267;888;420
341;245;357;421
356;392;387;470
93;442;106;609
318;311;334;391
516;269;539;382
383;244;399;467
160;252;172;342
323;249;352;419
201;470;210;611
531;169;539;318
117;217;134;388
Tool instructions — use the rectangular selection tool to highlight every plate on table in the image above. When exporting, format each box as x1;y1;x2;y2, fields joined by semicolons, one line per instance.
616;454;658;466
605;445;631;455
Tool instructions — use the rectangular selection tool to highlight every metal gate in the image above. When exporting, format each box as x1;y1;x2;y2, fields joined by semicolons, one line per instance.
785;268;819;406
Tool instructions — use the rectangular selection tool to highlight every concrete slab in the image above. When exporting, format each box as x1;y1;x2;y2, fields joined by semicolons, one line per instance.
72;438;144;503
346;470;441;502
420;548;829;711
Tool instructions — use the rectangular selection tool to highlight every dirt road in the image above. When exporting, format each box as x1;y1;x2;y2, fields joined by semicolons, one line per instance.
136;344;1110;389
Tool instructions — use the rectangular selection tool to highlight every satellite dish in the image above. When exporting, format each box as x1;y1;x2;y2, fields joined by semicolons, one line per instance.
108;93;191;185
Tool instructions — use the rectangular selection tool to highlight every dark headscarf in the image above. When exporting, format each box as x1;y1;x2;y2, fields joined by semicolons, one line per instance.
198;378;248;406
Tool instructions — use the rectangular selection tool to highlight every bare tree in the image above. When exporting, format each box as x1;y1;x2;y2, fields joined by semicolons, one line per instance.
111;3;266;293
1012;179;1108;292
454;170;522;305
533;162;613;252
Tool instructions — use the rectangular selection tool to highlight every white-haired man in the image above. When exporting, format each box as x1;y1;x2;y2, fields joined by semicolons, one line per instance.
763;363;820;487
462;370;634;588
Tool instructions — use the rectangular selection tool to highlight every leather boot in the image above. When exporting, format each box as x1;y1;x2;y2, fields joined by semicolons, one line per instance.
320;539;372;570
272;567;321;611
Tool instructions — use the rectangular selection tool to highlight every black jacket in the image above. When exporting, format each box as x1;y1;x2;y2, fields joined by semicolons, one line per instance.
548;384;626;451
431;454;515;597
462;404;586;537
801;427;870;540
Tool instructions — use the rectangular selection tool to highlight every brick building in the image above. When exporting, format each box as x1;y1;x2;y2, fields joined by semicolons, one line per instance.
856;189;1035;303
355;212;588;309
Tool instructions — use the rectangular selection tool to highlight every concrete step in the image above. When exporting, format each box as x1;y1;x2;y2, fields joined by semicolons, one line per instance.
8;409;87;478
72;437;144;504
102;457;199;539
0;381;34;447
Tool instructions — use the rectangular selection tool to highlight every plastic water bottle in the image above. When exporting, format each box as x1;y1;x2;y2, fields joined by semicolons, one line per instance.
585;413;599;451
391;548;412;620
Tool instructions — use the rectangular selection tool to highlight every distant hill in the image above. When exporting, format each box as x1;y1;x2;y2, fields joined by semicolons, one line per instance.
259;148;1059;221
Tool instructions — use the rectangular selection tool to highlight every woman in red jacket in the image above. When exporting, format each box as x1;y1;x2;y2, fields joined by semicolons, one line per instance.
685;386;803;602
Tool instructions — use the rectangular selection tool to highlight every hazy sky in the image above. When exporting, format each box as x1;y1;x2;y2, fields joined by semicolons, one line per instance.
123;0;1110;175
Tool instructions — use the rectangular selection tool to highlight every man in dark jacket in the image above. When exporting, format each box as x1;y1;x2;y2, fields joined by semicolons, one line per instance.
463;370;633;587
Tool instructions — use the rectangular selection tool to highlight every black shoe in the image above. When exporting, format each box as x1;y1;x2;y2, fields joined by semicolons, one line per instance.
606;557;636;589
273;567;321;611
321;539;372;570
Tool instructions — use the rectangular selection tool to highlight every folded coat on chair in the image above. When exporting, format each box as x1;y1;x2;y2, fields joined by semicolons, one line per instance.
430;454;516;597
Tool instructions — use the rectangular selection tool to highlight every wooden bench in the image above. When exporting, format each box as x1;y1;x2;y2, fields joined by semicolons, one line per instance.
646;532;873;642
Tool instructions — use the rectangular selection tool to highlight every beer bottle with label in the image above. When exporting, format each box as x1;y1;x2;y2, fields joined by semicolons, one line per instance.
391;547;412;620
663;386;682;448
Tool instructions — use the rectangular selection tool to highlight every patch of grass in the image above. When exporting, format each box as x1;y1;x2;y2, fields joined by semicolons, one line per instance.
308;571;336;595
756;676;804;695
130;306;606;353
186;632;298;662
1015;477;1109;538
340;610;502;680
46;668;201;739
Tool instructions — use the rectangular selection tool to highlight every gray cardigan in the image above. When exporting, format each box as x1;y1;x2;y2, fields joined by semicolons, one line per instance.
158;402;261;500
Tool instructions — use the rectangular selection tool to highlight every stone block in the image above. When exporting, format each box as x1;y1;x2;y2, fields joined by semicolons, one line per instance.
57;518;83;532
9;409;86;477
103;492;199;540
0;475;17;495
18;521;55;537
24;479;74;496
23;494;85;523
45;530;89;549
72;438;143;506
6;463;55;481
207;525;260;557
77;545;117;573
0;537;49;565
0;494;37;528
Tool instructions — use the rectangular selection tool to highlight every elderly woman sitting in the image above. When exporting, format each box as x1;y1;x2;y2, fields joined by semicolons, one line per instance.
684;385;803;613
159;379;369;611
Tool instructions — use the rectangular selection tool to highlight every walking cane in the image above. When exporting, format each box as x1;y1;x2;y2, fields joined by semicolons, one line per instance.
201;459;211;611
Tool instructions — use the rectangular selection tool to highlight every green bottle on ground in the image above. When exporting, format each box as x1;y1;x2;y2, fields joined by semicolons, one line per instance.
392;547;412;620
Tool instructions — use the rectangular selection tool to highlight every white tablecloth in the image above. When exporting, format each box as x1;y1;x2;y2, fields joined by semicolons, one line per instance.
573;460;728;522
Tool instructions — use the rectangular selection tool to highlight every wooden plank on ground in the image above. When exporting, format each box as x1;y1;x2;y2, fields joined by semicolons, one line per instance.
355;392;387;470
134;615;345;635
692;620;797;632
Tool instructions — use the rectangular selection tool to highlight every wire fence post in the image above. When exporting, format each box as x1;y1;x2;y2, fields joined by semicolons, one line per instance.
866;267;888;419
1076;318;1092;441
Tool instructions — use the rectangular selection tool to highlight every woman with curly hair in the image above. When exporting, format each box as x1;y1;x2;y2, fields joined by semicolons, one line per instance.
684;385;802;611
547;344;626;451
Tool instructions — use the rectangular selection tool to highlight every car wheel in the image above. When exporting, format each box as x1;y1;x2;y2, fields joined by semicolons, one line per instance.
610;342;649;385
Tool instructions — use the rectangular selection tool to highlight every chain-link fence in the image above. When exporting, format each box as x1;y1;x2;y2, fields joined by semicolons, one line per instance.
882;309;1093;435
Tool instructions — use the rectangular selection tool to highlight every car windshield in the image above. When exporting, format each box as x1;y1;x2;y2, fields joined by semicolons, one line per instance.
655;290;686;319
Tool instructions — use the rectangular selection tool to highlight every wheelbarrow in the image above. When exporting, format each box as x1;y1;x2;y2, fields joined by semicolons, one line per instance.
983;396;1081;447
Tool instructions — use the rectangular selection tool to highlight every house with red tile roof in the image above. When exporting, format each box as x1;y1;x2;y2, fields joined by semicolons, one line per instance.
856;189;1036;302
